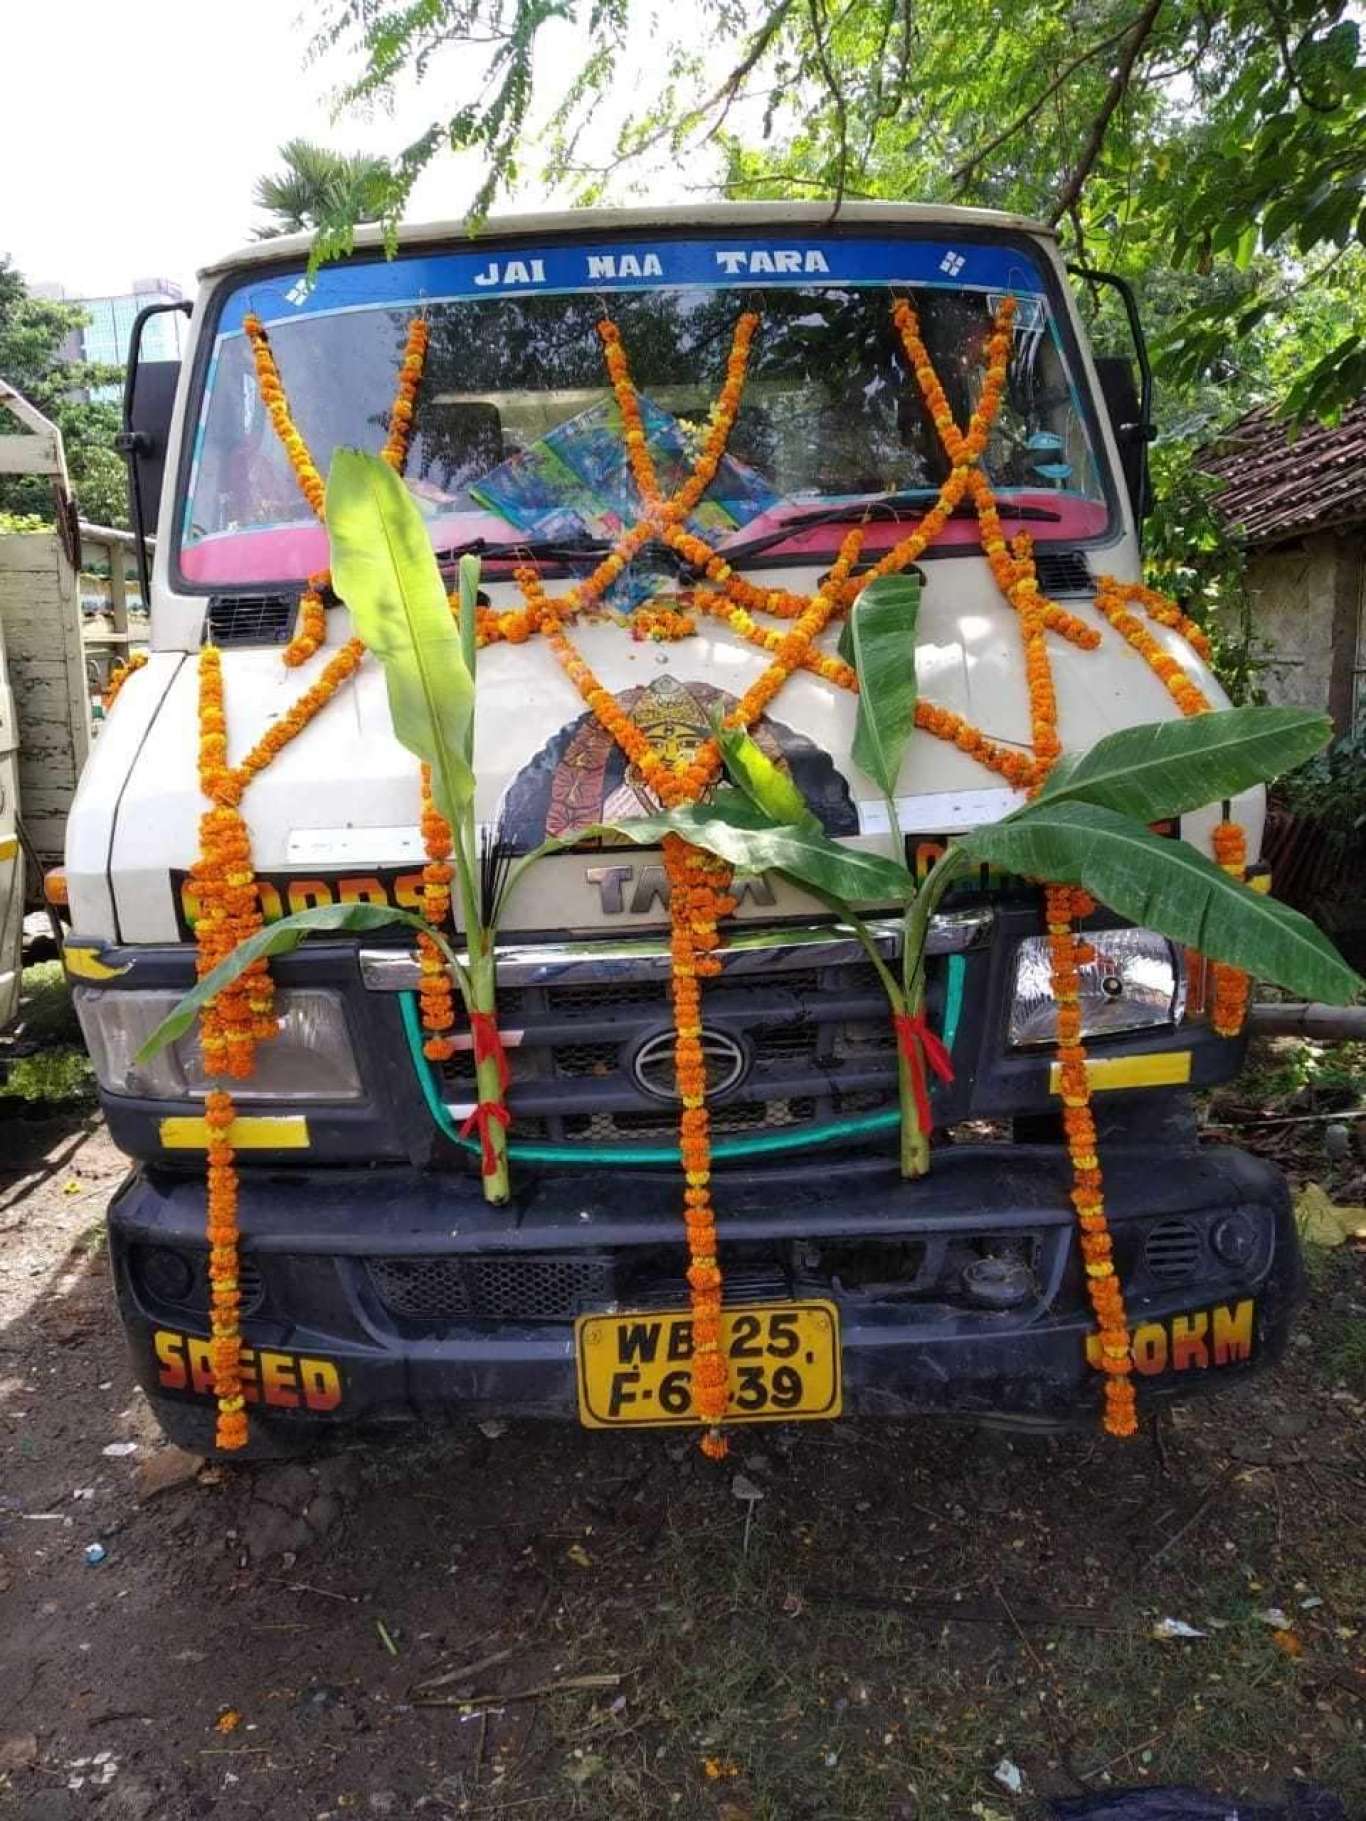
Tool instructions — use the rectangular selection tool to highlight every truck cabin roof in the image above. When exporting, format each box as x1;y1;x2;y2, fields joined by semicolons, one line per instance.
198;200;1058;281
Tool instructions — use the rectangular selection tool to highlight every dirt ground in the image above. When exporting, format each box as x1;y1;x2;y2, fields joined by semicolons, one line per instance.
2;1040;1365;1820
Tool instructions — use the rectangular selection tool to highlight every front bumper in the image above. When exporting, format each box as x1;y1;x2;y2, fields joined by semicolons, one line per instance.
108;1141;1300;1449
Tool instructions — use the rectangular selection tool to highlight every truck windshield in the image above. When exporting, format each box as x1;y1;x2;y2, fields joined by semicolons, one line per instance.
179;233;1113;590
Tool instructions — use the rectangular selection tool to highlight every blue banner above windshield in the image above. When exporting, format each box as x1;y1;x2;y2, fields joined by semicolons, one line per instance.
217;235;1050;333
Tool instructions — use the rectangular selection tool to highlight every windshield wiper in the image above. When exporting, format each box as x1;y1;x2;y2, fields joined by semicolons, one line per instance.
435;532;702;575
715;491;1063;565
433;531;616;564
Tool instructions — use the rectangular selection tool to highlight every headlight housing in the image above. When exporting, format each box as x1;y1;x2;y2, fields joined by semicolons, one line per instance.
1008;928;1184;1048
73;987;363;1101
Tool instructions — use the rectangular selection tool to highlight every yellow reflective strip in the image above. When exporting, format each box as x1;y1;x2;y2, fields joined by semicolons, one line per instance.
159;1115;310;1150
64;944;131;982
0;836;17;862
1050;1051;1192;1095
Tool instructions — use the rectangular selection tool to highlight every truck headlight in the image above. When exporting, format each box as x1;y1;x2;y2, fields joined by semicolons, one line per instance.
73;988;363;1102
1008;928;1184;1048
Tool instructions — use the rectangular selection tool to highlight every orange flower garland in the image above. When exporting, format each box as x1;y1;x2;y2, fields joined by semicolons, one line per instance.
631;603;697;642
1046;884;1138;1436
1092;576;1212;718
102;648;147;711
894;295;1142;1431
417;763;459;1062
1210;819;1251;1036
243;313;327;516
663;831;738;1457
245;312;429;666
191;632;366;1449
1093;575;1249;1034
382;317;429;472
522;525;863;1455
199;289;1251;1457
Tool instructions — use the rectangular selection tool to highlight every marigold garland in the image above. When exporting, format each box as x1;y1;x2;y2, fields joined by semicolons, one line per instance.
191;634;366;1447
102;648;147;711
1046;884;1138;1437
522;521;863;1455
631;603;697;642
245;312;430;666
417;763;459;1062
203;290;1250;1457
1092;575;1248;1033
1210;819;1251;1036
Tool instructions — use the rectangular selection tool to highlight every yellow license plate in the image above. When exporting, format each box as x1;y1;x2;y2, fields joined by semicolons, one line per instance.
575;1300;841;1429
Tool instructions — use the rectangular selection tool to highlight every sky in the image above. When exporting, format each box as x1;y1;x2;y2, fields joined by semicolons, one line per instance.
0;0;700;301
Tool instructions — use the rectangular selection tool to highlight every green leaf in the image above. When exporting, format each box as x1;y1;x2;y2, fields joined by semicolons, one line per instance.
715;717;819;829
326;450;475;828
134;902;432;1063
956;801;1363;1004
846;575;921;798
585;800;917;908
1036;709;1332;824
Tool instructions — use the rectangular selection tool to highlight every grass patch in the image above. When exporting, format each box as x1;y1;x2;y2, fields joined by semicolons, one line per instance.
3;1045;95;1102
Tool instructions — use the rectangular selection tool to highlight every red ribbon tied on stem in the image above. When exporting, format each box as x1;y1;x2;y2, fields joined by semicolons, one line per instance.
468;1011;511;1093
893;1011;956;1133
460;1099;511;1176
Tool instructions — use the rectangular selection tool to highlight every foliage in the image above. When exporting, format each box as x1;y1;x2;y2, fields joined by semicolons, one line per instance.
1036;707;1332;825
253;138;391;239
327;451;476;827
309;1;1366;423
3;1047;95;1103
1276;726;1366;839
0;257;127;527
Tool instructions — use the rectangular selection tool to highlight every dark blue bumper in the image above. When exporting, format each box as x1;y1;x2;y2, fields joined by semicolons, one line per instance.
107;1142;1300;1453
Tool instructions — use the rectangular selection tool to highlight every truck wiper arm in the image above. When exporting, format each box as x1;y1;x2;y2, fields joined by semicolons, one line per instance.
433;532;615;563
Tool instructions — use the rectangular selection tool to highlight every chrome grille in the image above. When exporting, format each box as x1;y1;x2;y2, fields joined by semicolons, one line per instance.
434;951;919;1151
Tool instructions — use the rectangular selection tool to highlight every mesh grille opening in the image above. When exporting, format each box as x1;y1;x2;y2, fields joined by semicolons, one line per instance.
1032;550;1094;597
562;1097;819;1142
367;1253;616;1322
206;594;297;646
551;1041;622;1077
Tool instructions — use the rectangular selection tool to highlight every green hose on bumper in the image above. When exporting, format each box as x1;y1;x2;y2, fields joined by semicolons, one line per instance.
399;953;966;1167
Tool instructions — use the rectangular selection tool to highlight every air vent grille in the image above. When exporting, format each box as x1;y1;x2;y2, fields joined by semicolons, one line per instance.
1033;550;1094;597
207;593;298;647
1143;1217;1203;1284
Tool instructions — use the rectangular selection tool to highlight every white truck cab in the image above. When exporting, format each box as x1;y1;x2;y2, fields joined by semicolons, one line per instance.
65;203;1293;1453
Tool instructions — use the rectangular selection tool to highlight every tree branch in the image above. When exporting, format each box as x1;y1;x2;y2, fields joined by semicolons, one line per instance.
603;0;799;174
1047;0;1165;229
950;17;1138;194
806;0;850;220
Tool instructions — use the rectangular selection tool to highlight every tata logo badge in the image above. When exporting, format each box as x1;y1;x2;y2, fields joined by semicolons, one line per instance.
631;1027;748;1102
939;250;966;277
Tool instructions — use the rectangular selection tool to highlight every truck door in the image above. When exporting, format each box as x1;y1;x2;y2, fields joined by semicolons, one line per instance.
0;626;22;1029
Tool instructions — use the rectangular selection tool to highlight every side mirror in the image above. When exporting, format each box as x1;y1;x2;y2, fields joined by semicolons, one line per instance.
1093;354;1155;526
116;300;192;599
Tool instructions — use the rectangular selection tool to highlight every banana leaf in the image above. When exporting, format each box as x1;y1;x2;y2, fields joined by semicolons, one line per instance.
846;575;921;800
715;718;819;829
957;799;1363;1005
326;449;475;828
587;797;917;907
134;903;432;1062
1036;708;1331;824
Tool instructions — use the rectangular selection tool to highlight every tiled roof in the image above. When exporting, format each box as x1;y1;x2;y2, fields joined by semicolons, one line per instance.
1200;399;1366;548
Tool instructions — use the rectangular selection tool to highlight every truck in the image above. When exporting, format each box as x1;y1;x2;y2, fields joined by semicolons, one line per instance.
62;201;1296;1455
